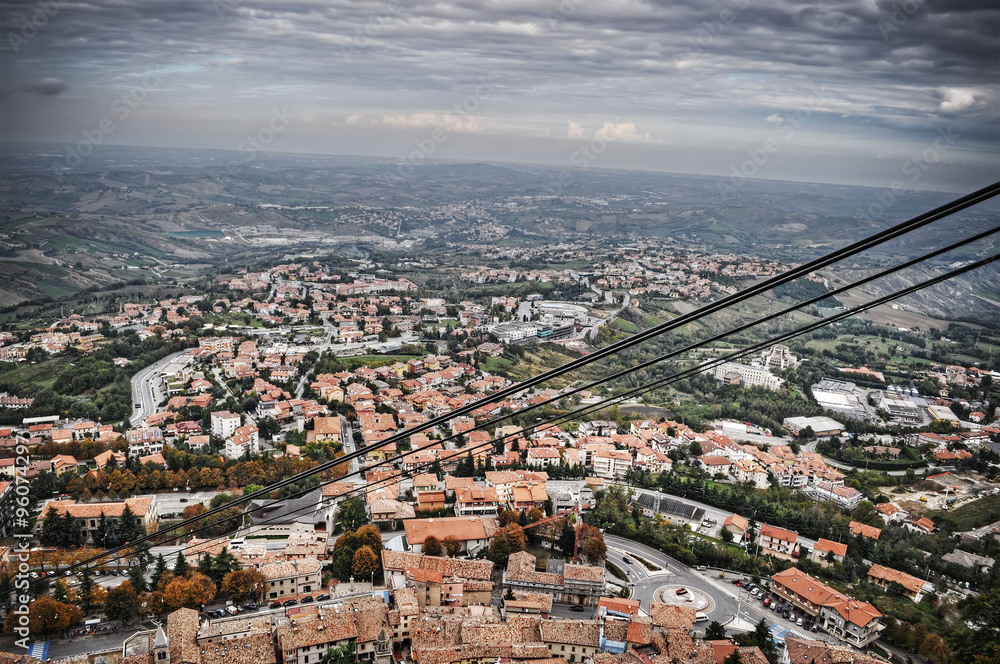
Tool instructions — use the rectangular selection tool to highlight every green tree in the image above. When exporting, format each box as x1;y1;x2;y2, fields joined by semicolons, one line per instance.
320;642;357;664
105;582;141;625
78;569;94;614
337;497;369;531
705;620;727;640
151;554;169;590
128;566;149;593
173;551;190;577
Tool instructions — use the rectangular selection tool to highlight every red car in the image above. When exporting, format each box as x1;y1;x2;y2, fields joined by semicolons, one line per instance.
736;580;743;587
763;598;771;607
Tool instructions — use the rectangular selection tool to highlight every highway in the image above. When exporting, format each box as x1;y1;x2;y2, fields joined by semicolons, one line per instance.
129;350;194;426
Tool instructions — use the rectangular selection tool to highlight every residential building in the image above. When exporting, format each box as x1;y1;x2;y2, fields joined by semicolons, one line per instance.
260;558;322;599
756;524;800;560
455;486;500;516
36;496;158;544
849;521;882;540
903;514;936;534
867;563;925;602
504;551;605;607
941;550;995;574
225;424;260;460
710;361;784;390
592;449;632;480
770;568;884;647
403;515;497;555
125;425;165;456
809;539;847;567
211;410;242;439
539;620;602;663
811;481;863;510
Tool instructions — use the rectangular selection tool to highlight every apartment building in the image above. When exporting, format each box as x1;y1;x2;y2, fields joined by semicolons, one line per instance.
455;486;500;516
867;564;925;602
756;524;800;560
211;410;242;439
592;449;632;480
770;568;884;648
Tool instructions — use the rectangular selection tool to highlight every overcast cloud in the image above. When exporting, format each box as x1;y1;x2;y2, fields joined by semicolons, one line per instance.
0;0;996;190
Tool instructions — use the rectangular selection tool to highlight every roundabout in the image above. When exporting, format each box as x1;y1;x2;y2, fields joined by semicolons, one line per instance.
653;584;714;614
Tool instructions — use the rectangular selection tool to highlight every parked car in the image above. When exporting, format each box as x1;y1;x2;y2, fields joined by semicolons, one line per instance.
735;580;743;587
730;578;740;585
301;596;314;604
763;598;770;607
269;601;282;609
811;624;820;632
782;611;790;619
570;605;585;612
283;599;298;607
797;618;804;627
225;606;239;616
315;594;331;601
696;565;707;571
676;588;688;596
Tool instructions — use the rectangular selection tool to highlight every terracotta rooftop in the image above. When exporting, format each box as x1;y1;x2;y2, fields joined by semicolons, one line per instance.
867;563;924;594
813;538;848;557
403;515;497;545
538;619;601;647
849;521;882;540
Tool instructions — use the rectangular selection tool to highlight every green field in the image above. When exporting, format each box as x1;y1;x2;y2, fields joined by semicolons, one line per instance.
930;493;1000;531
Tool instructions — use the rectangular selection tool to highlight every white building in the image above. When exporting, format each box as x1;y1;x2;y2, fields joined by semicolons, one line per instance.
211;410;241;439
731;459;770;489
811;481;863;510
224;424;260;460
593;449;632;480
710;362;784;390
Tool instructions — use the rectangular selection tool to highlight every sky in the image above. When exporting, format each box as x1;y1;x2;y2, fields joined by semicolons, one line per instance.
0;0;997;191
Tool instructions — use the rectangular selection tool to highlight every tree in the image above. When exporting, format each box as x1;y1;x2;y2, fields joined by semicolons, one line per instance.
337;497;369;531
578;524;606;563
354;524;382;553
221;569;266;604
119;504;143;543
558;522;577;557
705;620;727;640
198;553;214;579
151;554;169;590
78;569;94;614
173;551;190;577
330;545;355;580
352;546;379;579
128;566;149;594
720;527;734;543
20;597;81;635
209;547;241;586
442;536;462;557
723;651;743;664
105;582;141;625
163;572;216;610
39;506;62;547
320;642;357;664
422;535;443;556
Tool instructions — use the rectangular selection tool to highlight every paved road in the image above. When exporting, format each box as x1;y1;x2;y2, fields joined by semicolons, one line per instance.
129;350;193;426
607;535;844;646
620;486;818;551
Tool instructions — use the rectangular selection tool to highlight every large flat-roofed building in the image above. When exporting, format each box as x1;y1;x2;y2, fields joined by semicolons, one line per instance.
37;496;158;543
771;567;883;647
810;379;877;422
783;416;844;437
710;361;784;390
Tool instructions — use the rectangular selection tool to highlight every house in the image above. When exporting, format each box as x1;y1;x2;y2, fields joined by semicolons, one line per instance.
941;550;996;574
811;481;863;510
125;425;164;456
770;568;883;648
874;502;907;524
403;515;497;555
539;619;602;663
210;410;241;439
723;514;749;540
809;539;847;567
119;607;276;664
369;498;416;526
224;424;260;460
455;486;500;516
313;416;342;443
731;459;769;489
696;455;733;475
902;515;935;534
849;521;882;540
756;524;800;560
867;563;925;602
49;454;78;477
416;490;447;513
260;558;322;599
526;447;562;468
783;637;882;664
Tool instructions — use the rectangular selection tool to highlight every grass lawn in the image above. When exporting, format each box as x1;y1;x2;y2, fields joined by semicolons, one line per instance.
929;493;1000;531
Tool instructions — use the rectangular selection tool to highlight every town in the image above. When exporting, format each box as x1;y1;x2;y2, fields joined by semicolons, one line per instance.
0;237;996;664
